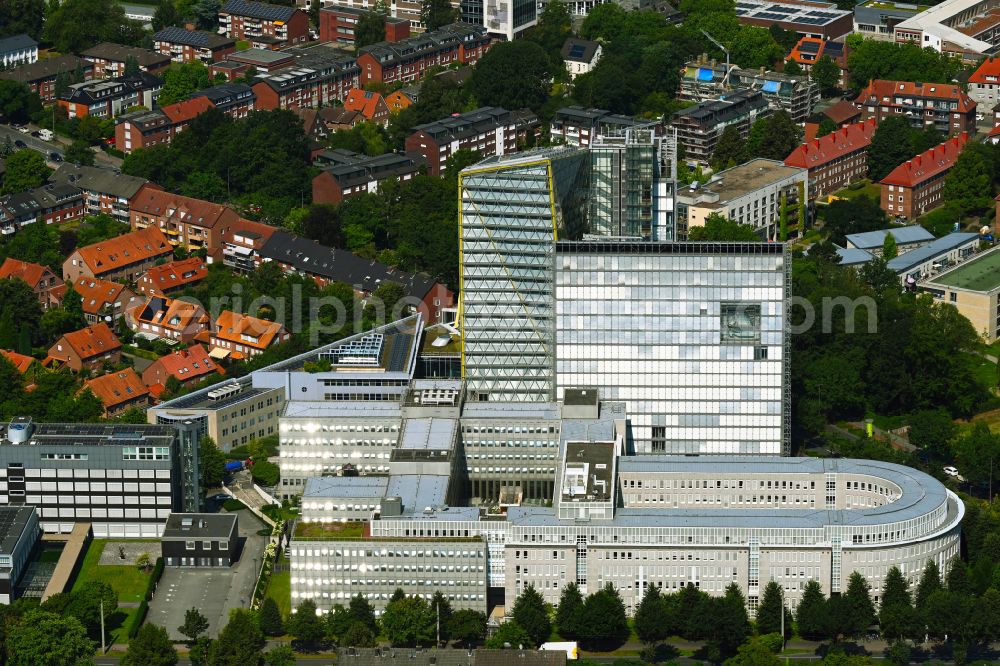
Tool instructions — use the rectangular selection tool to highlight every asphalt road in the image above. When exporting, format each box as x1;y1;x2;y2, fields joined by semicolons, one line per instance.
0;123;122;168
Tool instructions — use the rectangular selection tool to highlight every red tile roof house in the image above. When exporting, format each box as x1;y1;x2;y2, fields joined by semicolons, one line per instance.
880;133;969;221
343;88;391;125
209;310;289;359
127;295;211;344
968;57;1000;126
63;225;174;283
129;185;246;253
854;80;977;137
83;368;151;417
141;344;222;395
73;276;142;325
0;349;37;375
47;322;122;373
136;258;208;296
0;258;66;311
784;119;878;201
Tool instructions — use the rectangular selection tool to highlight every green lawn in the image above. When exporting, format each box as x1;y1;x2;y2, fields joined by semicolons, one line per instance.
265;554;291;618
831;180;880;202
71;539;157;604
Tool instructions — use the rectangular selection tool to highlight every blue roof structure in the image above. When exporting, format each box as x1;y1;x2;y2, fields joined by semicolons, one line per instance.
0;34;38;54
835;246;874;266
887;232;979;273
846;225;935;250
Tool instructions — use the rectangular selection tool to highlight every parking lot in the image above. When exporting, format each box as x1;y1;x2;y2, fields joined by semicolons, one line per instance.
145;508;269;640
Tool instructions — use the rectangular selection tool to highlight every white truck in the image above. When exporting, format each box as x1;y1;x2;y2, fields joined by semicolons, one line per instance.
540;642;578;660
38;129;53;141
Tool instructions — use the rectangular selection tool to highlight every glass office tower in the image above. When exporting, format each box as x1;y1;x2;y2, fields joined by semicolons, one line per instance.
459;149;589;402
589;128;677;241
554;240;791;455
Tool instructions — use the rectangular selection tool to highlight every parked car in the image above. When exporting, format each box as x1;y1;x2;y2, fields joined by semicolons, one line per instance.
16;126;29;134
14;140;25;148
943;466;960;477
38;128;53;141
30;130;40;138
49;152;62;162
209;493;230;502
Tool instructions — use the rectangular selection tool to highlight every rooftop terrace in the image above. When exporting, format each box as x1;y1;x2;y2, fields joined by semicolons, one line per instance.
926;245;1000;292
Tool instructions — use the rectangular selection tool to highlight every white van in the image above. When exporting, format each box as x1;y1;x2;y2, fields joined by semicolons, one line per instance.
38;129;53;141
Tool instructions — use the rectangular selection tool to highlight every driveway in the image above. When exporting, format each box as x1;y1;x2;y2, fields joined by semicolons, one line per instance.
145;509;270;640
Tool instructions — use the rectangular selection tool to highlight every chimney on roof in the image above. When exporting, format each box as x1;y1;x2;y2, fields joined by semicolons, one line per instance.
184;21;196;30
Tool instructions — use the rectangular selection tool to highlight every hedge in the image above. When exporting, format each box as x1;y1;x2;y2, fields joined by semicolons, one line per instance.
143;557;164;601
127;600;149;638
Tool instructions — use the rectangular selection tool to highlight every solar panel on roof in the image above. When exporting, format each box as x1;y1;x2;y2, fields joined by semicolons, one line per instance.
568;44;586;58
799;41;821;53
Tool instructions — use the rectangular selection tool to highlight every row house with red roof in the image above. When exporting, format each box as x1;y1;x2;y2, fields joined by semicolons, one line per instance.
343;89;391;125
880;132;969;220
854;80;976;136
783;119;878;200
142;344;222;397
73;276;142;325
207;310;289;360
153;26;236;64
63;226;174;283
83;368;150;417
0;183;85;234
47;322;122;373
785;37;848;88
251;54;359;111
127;295;211;344
129;186;245;252
0;258;65;311
137;258;208;296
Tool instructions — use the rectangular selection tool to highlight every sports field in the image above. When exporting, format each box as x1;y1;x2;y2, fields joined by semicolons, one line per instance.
931;249;1000;292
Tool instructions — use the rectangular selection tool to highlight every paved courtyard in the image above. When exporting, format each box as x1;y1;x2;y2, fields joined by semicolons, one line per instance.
145;509;269;640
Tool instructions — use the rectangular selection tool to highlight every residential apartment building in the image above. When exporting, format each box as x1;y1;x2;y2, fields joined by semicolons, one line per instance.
0;35;37;69
312;149;424;205
81;42;171;78
734;0;853;38
671;89;770;165
318;4;412;44
73;276;141;325
251;47;359;110
920;246;1000;341
0;258;65;312
549;107;641;147
258;231;456;323
588;127;678;241
142;345;222;395
190;83;255;118
679;59;819;123
0;55;93;104
967;56;1000;124
405;107;539;176
46;322;122;373
880;133;969;220
63;226;174;283
210;311;290;360
218;219;277;273
0;417;202;537
83;368;152;417
58;72;163;118
137;258;208;296
676;159;807;240
783;119;878;200
356;24;491;86
115;98;210;154
129;186;245;252
50;164;153;223
219;0;310;46
0;183;85;233
152;26;236;64
854;80;977;137
128;296;210;344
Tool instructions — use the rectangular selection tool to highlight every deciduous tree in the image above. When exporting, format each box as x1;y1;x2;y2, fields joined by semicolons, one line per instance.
211;608;265;666
6;609;95;666
381;593;435;647
2;149;52;195
471;40;552;113
688;212;759;241
179;607;210;641
577;583;629;649
485;620;532;649
810;55;840;94
354;0;388;48
287;599;326;650
123;623;178;666
448;609;486;646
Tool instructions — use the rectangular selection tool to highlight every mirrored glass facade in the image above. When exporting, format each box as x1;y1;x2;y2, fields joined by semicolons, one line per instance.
554;241;790;455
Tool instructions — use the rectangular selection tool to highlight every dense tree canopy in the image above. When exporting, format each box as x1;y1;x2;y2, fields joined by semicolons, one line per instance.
689;213;759;241
511;585;550;648
0;81;42;126
2;149;52;195
471;41;553;113
43;0;145;52
847;39;961;88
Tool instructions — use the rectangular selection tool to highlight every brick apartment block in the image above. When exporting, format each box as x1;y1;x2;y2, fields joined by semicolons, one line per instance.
153;26;236;64
880;132;969;220
784;119;878;200
855;80;977;137
219;0;309;46
0;55;94;104
82;42;171;78
356;23;490;86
